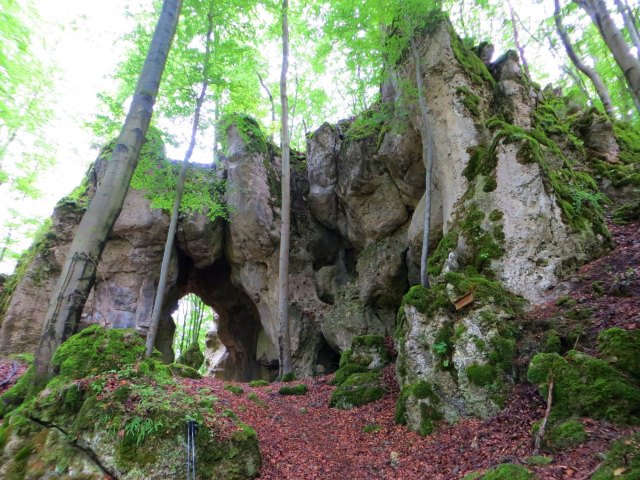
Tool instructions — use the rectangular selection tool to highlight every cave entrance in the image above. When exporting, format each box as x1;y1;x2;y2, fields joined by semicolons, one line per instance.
156;256;266;382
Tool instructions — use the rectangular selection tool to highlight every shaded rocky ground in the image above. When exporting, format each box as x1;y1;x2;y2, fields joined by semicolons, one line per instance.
0;220;637;479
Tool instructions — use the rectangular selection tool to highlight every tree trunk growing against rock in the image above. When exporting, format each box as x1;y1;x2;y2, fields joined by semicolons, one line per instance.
33;0;183;388
555;0;616;118
146;3;214;359
278;0;293;378
576;0;640;112
409;34;435;289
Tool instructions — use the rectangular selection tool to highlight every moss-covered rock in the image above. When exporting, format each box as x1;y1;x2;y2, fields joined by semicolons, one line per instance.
332;334;391;399
527;351;640;423
541;418;586;451
329;371;386;410
52;324;150;379
395;381;443;436
176;342;205;371
598;328;640;382
0;327;261;479
592;433;640;480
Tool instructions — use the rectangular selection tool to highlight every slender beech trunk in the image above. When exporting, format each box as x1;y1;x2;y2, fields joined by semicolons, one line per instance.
145;5;214;358
615;0;640;59
555;0;616;117
506;0;531;79
577;0;640;112
409;34;435;289
257;71;277;139
32;0;183;387
277;0;293;378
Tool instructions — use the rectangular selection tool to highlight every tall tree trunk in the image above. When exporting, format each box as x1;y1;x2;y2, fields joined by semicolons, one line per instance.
32;0;183;388
145;4;214;358
555;0;616;117
506;0;532;79
409;34;435;289
577;0;640;112
277;0;293;378
615;0;640;59
257;71;276;139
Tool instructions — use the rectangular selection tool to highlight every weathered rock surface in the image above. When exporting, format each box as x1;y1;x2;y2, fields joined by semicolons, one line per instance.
0;18;620;407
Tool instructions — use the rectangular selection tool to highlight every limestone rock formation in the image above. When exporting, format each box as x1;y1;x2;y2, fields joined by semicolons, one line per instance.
0;18;622;429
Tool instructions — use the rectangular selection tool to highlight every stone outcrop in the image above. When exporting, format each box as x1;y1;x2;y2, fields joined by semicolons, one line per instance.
0;18;619;412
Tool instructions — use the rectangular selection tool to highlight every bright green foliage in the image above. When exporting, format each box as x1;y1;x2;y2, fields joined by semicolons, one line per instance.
544;418;586;451
249;380;270;387
278;384;308;396
128;130;227;222
395;381;443;436
92;0;264;152
0;0;55;271
481;464;534;480
330;371;386;410
598;328;640;382
542;329;563;354
224;384;244;396
592;433;640;480
527;351;640;423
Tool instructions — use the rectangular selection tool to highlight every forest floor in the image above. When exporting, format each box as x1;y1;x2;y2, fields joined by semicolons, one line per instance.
1;221;638;479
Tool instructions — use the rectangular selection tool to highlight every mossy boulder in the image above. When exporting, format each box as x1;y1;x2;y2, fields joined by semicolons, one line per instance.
0;327;261;479
331;335;391;407
592;433;640;480
176;342;205;371
329;371;386;410
598;328;640;382
527;351;640;423
52;324;150;379
537;418;586;451
395;380;443;436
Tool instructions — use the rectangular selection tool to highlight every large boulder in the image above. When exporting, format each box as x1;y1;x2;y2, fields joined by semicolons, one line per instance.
0;326;261;479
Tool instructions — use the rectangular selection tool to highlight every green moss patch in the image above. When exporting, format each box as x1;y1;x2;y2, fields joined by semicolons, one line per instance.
249;380;270;387
481;463;534;479
592;433;640;480
224;384;244;396
527;351;640;423
395;381;443;436
598;328;640;382
466;364;498;386
545;418;586;451
52;325;149;379
330;371;386;410
278;384;308;396
401;284;453;317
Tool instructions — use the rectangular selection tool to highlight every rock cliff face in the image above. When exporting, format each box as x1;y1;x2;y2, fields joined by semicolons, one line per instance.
0;18;618;410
